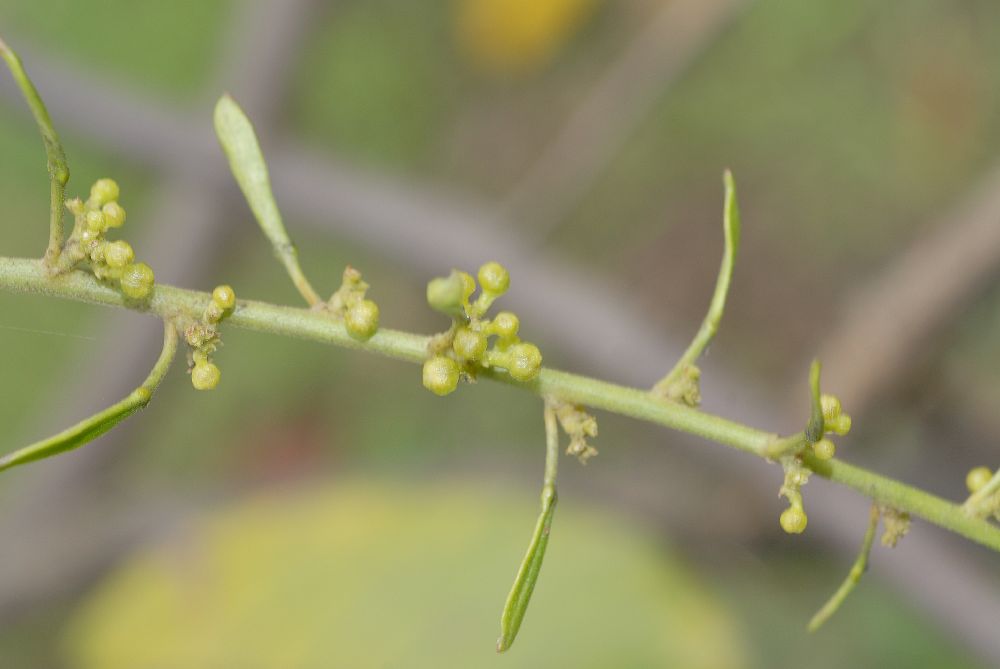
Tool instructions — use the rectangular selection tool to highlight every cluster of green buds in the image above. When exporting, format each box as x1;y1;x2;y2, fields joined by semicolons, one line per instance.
553;400;599;463
184;285;236;390
811;393;852;461
422;261;542;396
327;266;380;342
64;178;155;300
965;466;1000;520
778;455;811;534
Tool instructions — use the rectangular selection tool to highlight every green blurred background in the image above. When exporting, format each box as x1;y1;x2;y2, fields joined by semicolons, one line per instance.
1;0;999;666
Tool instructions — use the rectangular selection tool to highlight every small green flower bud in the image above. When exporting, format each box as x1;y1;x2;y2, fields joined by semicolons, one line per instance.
812;438;836;461
779;506;808;534
191;361;221;390
820;394;842;422
452;327;487;361
79;228;100;244
426;270;475;318
89;178;119;206
120;262;155;300
422;355;460;396
828;413;852;436
966;466;993;494
506;342;542;381
102;201;126;228
104;240;134;269
477;261;510;295
212;285;236;311
492;311;519;340
85;210;107;233
345;299;379;341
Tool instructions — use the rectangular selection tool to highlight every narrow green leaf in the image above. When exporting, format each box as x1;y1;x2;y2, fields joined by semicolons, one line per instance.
213;95;321;306
497;486;556;653
0;322;177;474
653;169;741;404
0;36;69;264
808;505;879;631
497;402;561;652
806;359;824;442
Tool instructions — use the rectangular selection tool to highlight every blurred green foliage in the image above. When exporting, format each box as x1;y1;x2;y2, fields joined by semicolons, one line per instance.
1;0;231;97
65;480;748;668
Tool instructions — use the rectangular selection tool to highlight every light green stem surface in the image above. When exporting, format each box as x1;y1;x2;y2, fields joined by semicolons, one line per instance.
0;256;998;552
652;169;739;399
0;39;69;266
806;359;824;442
808;504;879;631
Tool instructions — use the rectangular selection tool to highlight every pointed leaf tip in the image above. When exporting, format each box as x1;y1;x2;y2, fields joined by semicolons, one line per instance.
214;93;322;306
213;93;292;250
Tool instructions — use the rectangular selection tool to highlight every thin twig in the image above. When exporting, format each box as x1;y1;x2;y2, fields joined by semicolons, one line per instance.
808;504;880;632
0;37;68;265
652;170;739;402
2;256;999;553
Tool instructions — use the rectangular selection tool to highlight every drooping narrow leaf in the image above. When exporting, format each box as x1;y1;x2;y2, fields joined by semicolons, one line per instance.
497;401;560;652
213;95;322;306
808;504;879;631
0;322;177;474
0;36;69;263
653;170;741;405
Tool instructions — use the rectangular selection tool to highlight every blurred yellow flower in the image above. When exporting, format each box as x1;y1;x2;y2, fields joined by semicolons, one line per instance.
456;0;600;74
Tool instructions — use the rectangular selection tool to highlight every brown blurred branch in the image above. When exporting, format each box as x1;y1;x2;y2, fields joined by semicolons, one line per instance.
503;0;750;238
815;164;1000;413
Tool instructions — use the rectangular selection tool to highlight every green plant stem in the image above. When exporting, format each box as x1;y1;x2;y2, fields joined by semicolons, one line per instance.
0;320;177;472
0;39;69;267
1;256;998;552
808;504;879;632
652;169;739;400
764;432;808;460
806;359;824;442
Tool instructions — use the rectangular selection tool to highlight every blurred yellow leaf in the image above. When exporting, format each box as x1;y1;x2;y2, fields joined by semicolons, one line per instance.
456;0;601;74
66;479;746;668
